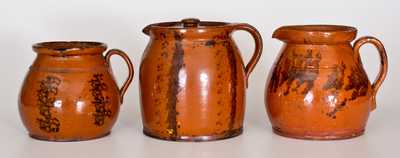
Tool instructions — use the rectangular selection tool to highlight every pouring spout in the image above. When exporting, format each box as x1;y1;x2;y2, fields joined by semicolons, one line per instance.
142;24;153;36
272;27;288;42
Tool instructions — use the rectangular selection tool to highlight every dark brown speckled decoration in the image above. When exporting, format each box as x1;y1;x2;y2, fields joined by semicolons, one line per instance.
266;25;388;140
140;18;263;141
19;41;134;141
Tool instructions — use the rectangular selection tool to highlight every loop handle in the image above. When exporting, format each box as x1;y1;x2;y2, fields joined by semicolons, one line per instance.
105;49;134;104
230;23;263;87
353;36;388;110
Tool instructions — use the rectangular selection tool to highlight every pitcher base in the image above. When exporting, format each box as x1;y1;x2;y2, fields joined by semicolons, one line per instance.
143;127;243;142
272;127;365;140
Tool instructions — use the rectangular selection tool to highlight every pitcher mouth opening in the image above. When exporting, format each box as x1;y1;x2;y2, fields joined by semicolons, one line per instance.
283;25;356;32
272;25;357;44
33;41;107;55
143;18;232;36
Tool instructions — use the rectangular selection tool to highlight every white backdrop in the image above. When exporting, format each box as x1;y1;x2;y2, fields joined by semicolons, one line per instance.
0;0;399;157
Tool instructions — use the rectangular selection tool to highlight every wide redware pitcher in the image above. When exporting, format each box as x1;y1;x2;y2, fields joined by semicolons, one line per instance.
266;25;388;140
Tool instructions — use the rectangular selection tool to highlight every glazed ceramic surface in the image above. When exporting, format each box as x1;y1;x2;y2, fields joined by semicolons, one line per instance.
266;25;388;140
140;18;263;141
19;42;134;141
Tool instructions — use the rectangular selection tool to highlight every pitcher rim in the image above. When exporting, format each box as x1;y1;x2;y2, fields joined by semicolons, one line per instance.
33;41;107;55
273;24;358;44
277;25;356;32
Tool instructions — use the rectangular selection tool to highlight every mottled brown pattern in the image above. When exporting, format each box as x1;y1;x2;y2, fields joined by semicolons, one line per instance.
266;25;388;140
323;63;346;90
322;63;346;118
322;63;369;118
36;76;61;133
89;73;112;126
345;67;369;100
271;49;321;96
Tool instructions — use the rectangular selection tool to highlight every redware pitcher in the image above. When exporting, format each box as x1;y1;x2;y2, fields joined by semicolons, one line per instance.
19;41;134;141
265;25;388;140
140;18;263;141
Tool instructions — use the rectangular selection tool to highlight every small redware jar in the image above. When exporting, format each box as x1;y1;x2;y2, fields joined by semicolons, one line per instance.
19;41;134;141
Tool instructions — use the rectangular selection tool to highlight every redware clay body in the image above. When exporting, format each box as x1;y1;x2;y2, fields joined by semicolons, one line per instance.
140;18;263;141
266;25;388;140
19;42;134;141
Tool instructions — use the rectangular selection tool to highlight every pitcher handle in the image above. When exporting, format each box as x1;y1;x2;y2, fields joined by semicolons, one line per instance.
353;36;388;110
231;23;263;88
105;49;134;104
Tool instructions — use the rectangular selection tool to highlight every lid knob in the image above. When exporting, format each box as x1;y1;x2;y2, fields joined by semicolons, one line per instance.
181;18;200;27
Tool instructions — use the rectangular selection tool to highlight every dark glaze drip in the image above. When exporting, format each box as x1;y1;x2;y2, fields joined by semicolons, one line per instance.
89;74;111;126
165;31;185;138
36;76;61;133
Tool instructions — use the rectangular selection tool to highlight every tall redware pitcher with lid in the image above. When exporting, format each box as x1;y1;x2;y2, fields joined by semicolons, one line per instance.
140;18;263;141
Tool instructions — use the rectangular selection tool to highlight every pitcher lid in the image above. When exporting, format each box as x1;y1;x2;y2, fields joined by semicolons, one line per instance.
143;18;231;35
272;25;357;44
